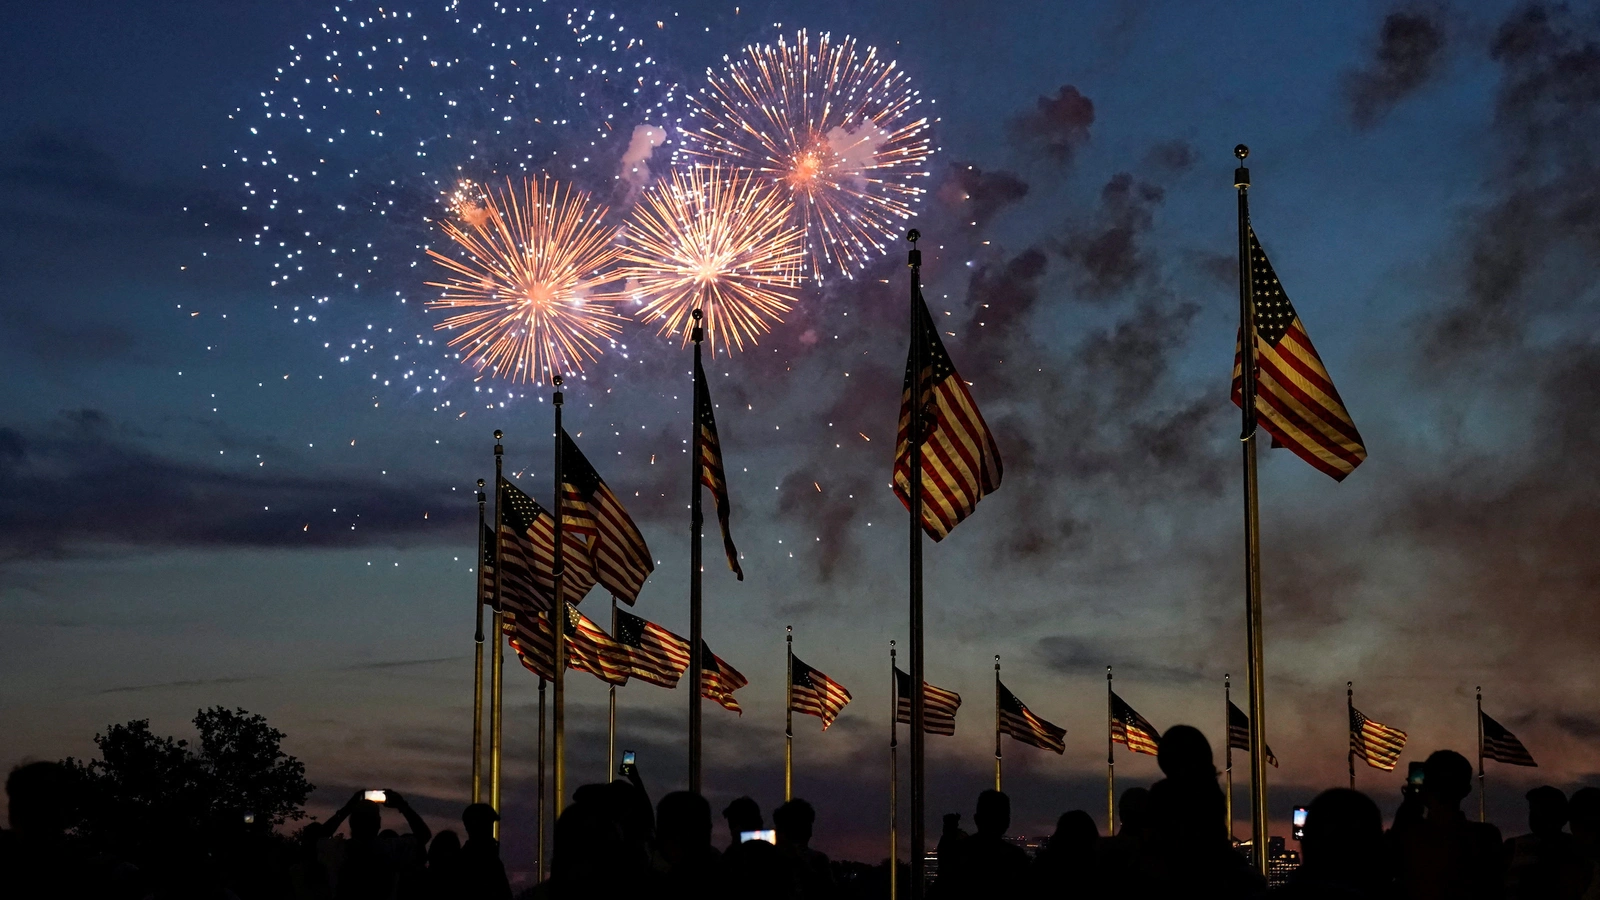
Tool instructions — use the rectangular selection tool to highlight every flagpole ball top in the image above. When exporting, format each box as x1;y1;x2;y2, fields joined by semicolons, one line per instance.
1235;144;1249;160
477;478;485;488
692;308;702;322
906;228;919;243
494;430;503;441
553;374;563;387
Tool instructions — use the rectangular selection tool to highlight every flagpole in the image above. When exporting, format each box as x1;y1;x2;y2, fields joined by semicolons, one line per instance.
552;376;567;816
1224;673;1233;840
537;676;546;879
993;656;1002;792
491;431;505;837
1347;682;1355;790
473;480;487;805
689;309;706;795
889;641;899;900
608;593;618;781
1106;666;1115;835
906;228;928;900
785;625;794;802
1477;686;1485;823
1235;144;1270;879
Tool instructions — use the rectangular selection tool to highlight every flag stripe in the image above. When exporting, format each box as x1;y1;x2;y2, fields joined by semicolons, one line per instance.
701;641;748;715
790;655;852;729
893;297;1003;542
894;668;962;736
697;366;743;580
997;680;1066;753
1111;691;1161;756
1350;708;1407;770
1481;711;1537;767
1226;699;1280;767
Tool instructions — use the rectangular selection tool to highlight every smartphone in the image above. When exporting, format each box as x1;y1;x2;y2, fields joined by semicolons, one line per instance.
619;750;636;777
739;829;777;845
243;811;256;825
1406;762;1426;788
364;790;387;804
1291;806;1307;841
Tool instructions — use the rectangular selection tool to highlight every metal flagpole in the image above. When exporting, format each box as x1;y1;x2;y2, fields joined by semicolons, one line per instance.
1106;666;1115;835
608;594;618;781
537;677;546;879
1234;144;1270;879
993;656;1002;791
473;480;487;804
552;376;568;815
1347;682;1355;790
889;641;899;900
491;432;506;837
689;309;705;794
1225;673;1233;840
785;625;794;802
1477;686;1485;823
906;228;928;900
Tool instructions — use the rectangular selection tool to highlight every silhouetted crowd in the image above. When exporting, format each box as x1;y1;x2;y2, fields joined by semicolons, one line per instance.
6;722;1600;899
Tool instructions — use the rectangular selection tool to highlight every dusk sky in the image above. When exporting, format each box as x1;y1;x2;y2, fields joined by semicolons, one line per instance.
3;0;1599;886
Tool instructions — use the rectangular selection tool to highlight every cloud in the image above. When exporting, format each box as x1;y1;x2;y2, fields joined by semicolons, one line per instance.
1345;9;1448;129
936;163;1030;229
824;123;892;191
1057;173;1166;299
617;124;667;188
1011;86;1095;163
0;410;471;556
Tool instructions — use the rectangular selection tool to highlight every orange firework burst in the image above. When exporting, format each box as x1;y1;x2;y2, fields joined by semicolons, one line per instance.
682;30;933;280
426;176;626;383
617;164;803;354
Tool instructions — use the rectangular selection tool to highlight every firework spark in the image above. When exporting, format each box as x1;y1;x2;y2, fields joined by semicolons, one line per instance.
426;176;626;383
681;30;934;280
617;164;803;354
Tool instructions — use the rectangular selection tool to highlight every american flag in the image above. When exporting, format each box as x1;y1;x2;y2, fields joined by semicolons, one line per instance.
696;365;743;580
613;609;691;689
498;477;596;610
894;667;962;736
700;641;748;715
789;655;852;730
1481;710;1536;767
1231;227;1367;480
1227;700;1279;767
893;294;1003;541
506;603;631;686
1349;707;1407;771
997;680;1065;754
1111;691;1161;756
559;431;654;604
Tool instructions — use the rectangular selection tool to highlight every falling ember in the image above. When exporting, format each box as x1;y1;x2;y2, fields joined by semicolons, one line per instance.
682;30;934;280
425;176;627;384
617;164;803;354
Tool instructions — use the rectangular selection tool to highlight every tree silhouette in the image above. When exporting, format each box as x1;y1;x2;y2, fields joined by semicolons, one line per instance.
64;706;312;862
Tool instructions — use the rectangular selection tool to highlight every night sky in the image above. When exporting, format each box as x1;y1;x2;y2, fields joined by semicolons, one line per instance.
4;0;1599;885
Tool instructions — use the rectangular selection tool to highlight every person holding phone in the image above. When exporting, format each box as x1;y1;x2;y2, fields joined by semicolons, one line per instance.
1387;750;1505;900
321;788;432;900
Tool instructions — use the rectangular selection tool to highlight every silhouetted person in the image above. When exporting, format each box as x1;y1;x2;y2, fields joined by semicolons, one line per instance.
529;800;625;899
1146;725;1265;898
1568;787;1600;900
457;804;509;900
938;790;1030;899
1505;785;1587;900
774;798;835;899
1386;750;1503;900
654;791;719;900
1094;787;1151;893
325;790;432;900
1;760;90;900
717;797;783;899
930;813;969;900
1031;809;1097;897
1274;789;1385;899
420;830;460;900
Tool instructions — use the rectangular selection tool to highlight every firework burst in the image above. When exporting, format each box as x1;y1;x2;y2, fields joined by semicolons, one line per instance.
617;164;803;354
426;176;626;383
681;30;934;280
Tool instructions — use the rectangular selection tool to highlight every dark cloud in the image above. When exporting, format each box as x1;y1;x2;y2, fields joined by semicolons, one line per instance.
1058;173;1166;300
1345;9;1448;129
0;410;471;556
1555;714;1600;739
1038;635;1204;683
1143;140;1197;173
936;162;1030;229
1011;85;1095;164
